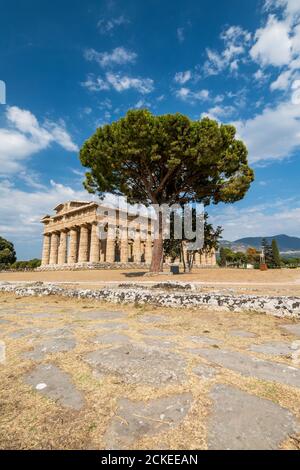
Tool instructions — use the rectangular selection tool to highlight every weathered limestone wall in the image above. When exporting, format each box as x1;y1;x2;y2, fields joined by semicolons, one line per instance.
1;282;299;319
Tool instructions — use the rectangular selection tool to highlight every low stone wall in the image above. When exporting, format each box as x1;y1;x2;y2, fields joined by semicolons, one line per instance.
35;262;219;271
0;281;300;319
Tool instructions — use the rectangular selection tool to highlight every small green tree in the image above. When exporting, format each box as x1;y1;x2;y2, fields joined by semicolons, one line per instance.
271;239;281;268
219;246;227;267
262;238;275;267
80;110;254;272
0;236;16;267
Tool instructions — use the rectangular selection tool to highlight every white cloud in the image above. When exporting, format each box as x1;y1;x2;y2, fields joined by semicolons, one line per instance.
270;69;293;90
235;98;300;163
82;72;154;94
250;15;292;66
177;27;185;43
175;87;209;103
84;47;137;67
204;25;251;76
211;198;300;240
174;70;192;84
202;105;235;120
0;106;78;175
97;16;129;34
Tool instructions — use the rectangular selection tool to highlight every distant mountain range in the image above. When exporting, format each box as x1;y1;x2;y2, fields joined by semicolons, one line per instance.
220;234;300;255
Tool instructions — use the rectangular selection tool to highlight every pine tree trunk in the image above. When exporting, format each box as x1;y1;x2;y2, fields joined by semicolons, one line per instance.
150;236;164;273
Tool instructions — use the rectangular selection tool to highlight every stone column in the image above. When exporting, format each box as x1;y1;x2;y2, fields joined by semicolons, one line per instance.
145;237;152;264
90;223;100;263
133;236;141;263
78;225;89;263
49;232;59;265
41;233;51;266
68;228;78;264
57;230;67;265
106;238;115;263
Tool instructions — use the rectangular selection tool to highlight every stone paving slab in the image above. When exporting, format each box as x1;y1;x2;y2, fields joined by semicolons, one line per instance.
22;337;76;360
207;384;300;449
280;324;300;337
230;329;257;338
140;328;176;337
196;348;300;388
105;393;192;449
189;335;222;346
92;333;131;345
84;344;187;386
78;311;126;321
192;364;216;379
142;337;176;349
249;341;297;357
137;315;167;324
24;364;84;410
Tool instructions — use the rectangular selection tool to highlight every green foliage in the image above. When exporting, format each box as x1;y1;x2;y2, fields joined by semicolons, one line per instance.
0;236;16;266
271;239;281;267
80;110;254;271
9;259;41;270
163;211;222;266
80;110;254;206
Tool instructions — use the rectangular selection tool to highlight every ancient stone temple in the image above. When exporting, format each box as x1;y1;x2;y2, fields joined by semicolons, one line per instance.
40;201;217;269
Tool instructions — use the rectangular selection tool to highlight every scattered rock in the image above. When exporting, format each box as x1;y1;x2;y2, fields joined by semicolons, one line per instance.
105;393;192;449
207;384;300;449
24;364;84;410
196;348;300;388
84;344;186;386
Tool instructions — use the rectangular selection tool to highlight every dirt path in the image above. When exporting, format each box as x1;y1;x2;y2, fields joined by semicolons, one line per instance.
1;267;300;295
0;293;300;449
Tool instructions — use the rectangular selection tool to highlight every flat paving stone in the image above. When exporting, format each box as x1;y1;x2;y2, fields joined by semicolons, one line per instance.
24;364;84;410
105;393;192;450
189;335;222;346
207;384;299;449
280;324;300;337
196;348;300;388
9;327;46;339
138;315;167;324
230;330;257;338
143;337;176;349
93;322;129;331
141;328;176;337
22;337;76;360
193;364;216;379
0;341;5;363
9;326;72;340
249;341;296;357
78;311;126;321
84;343;187;386
92;333;131;345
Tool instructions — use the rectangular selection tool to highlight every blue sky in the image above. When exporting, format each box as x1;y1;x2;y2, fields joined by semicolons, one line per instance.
0;0;300;259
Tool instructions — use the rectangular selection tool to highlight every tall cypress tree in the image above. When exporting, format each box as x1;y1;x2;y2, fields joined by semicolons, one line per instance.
271;239;281;267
